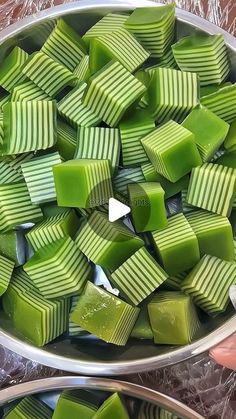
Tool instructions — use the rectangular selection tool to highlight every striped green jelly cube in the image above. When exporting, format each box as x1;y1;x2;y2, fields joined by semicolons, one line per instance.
124;4;175;58
11;80;50;102
181;254;236;316
74;55;90;82
151;213;200;275
186;210;235;261
4;396;52;419
22;51;76;97
162;271;188;291
70;281;139;346
24;236;92;299
111;247;168;305
0;113;3;144
93;393;129;419
8;152;34;174
120;109;154;166
0;182;43;232
0;159;23;184
147;67;199;123
83;60;146;127
224;120;236;151
182;106;229;162
135;69;150;109
141;120;202;182
82;13;128;45
2;101;57;155
138;402;160;419
128;182;168;232
75;210;144;271
0;46;28;92
68;295;87;337
0;92;10;112
186;163;236;216
53;159;113;208
172;34;230;86
89;28;150;74
145;49;177;73
114;167;145;197
0;255;14;296
21;152;62;204
57;82;101;128
75;126;120;174
201;84;236;124
0;230;25;266
181;189;195;214
57;120;77;160
41;18;87;71
27;209;79;251
200;81;232;98
148;291;200;345
141;162;189;199
53;390;100;419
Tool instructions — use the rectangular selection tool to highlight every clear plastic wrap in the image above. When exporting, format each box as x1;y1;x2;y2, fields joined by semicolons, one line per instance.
0;1;235;418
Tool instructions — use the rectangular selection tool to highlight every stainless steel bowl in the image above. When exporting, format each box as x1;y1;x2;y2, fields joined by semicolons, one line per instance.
0;0;235;375
0;376;204;419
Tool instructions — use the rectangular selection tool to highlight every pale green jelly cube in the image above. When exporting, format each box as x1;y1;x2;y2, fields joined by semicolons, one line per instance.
141;120;202;182
128;182;167;232
93;393;129;419
52;390;99;419
151;213;200;275
53;159;113;208
148;291;200;345
70;281;139;346
182;106;229;161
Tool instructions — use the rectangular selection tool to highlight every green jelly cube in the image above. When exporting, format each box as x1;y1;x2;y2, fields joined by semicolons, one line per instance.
75;210;144;271
182;106;229;161
0;255;14;296
52;390;100;419
186;163;236;217
130;301;154;340
128;182;168;232
216;150;236;168
70;281;139;345
5;396;52;419
24;236;92;299
83;13;128;46
53;159;113;208
114;167;145;197
93;393;129;419
200;82;232;98
0;46;28;92
151;213;200;275
186;210;235;261
141;120;202;182
148;291;200;345
111;247;168;305
141;162;189;199
56;120;77;160
224;119;236;151
201;84;236;124
182;254;236;316
0;230;26;266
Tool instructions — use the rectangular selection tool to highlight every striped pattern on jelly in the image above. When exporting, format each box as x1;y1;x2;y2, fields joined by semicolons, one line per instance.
69;295;86;337
0;159;23;184
160;408;179;419
186;163;236;216
41;18;87;71
8;152;35;174
83;60;146;127
145;49;177;73
0;46;28;92
2;101;57;155
138;401;160;419
21;152;62;204
57;120;77;160
182;254;236;316
148;67;199;123
22;51;76;97
6;396;53;419
0;93;10;112
57;82;101;128
75;126;120;173
91;28;150;73
0;182;43;232
82;13;128;45
172;35;230;86
111;247;168;305
0;255;14;296
201;84;236;124
181;189;195;214
164;271;187;291
11;80;50;102
24;236;91;299
109;302;139;345
114;167;145;196
27;209;78;251
74;55;90;82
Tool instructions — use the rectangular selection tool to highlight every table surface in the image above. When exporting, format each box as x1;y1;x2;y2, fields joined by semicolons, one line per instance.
0;1;236;418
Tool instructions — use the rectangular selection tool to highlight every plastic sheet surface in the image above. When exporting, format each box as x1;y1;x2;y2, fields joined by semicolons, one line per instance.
0;1;235;418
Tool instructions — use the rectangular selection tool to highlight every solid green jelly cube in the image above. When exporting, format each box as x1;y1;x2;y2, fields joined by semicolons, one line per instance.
148;291;200;345
182;106;229;161
52;390;99;419
93;393;129;419
70;281;139;345
186;210;235;261
130;301;154;340
128;182;168;232
141;120;202;182
151;213;200;275
53;159;113;208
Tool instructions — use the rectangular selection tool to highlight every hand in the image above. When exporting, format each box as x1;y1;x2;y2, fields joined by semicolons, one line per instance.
209;333;236;370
